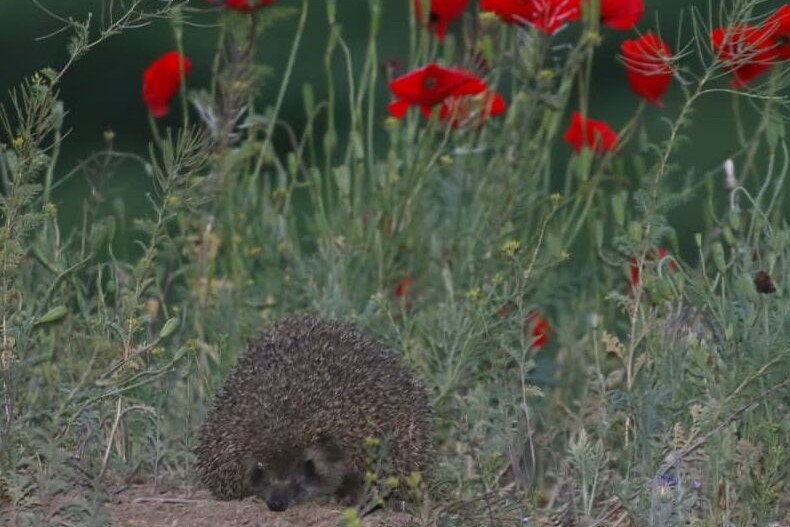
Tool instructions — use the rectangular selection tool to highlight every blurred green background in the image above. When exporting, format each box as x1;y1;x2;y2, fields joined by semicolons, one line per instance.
1;0;785;257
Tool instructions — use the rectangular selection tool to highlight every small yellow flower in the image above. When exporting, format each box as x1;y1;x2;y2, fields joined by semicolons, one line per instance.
365;470;377;484
363;436;381;449
560;250;570;261
272;187;288;202
231;80;249;91
44;202;58;217
500;239;521;257
549;192;562;208
465;287;481;301
538;69;555;82
583;31;603;45
384;116;399;131
340;508;362;527
479;11;498;23
385;476;400;489
128;317;142;332
405;471;423;489
12;137;24;150
440;154;453;166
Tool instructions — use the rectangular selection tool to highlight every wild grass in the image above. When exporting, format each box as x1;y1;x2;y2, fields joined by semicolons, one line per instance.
1;0;789;525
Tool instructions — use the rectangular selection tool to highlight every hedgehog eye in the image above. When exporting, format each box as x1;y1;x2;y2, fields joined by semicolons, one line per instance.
304;459;317;480
250;461;265;484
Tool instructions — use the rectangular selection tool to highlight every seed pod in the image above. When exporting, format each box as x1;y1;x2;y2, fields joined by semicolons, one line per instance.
159;317;180;338
35;306;68;325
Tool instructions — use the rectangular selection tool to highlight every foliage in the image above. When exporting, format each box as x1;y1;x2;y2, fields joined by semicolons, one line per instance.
1;0;788;525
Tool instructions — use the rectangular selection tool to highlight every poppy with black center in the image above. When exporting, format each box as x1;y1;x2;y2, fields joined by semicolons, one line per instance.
388;63;487;119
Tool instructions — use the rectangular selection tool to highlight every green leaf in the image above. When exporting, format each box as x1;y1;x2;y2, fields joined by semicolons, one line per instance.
159;317;180;339
35;306;68;325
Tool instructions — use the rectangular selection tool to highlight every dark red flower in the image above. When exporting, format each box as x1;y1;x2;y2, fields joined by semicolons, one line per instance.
142;51;192;118
526;311;550;350
394;276;415;308
496;302;514;319
598;0;644;30
388;63;487;119
481;0;581;35
762;4;790;61
621;33;673;106
438;90;507;128
207;0;276;12
415;0;470;40
711;25;776;88
564;111;618;154
754;270;776;294
629;247;678;289
629;257;641;289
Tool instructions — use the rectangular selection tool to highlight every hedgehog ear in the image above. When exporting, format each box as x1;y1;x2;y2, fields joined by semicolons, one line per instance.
314;435;344;462
303;436;343;482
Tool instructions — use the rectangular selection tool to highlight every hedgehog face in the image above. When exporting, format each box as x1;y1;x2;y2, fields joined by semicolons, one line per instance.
247;438;348;512
247;459;314;511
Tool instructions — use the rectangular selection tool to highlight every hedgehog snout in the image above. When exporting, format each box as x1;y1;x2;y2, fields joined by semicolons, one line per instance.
265;493;289;512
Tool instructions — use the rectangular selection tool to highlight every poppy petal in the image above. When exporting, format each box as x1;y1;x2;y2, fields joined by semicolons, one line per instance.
388;100;412;119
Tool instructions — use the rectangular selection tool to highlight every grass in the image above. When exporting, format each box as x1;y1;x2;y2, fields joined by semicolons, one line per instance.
1;0;789;525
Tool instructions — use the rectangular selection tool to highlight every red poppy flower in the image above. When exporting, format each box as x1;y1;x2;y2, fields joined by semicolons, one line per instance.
481;0;581;36
394;276;416;309
142;51;192;118
526;311;550;350
388;63;487;119
207;0;276;12
564;111;618;154
438;90;507;128
598;0;644;30
415;0;469;40
629;247;678;289
762;4;790;61
621;32;673;106
711;25;776;88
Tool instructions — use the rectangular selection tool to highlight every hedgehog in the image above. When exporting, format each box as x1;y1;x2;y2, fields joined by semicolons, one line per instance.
195;315;433;511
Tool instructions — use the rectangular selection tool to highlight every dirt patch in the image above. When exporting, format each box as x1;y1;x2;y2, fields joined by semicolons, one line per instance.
105;485;417;527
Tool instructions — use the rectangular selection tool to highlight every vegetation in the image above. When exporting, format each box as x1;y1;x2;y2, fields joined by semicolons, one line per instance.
1;0;788;525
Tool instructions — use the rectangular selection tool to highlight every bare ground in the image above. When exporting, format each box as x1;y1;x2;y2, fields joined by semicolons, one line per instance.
105;485;418;527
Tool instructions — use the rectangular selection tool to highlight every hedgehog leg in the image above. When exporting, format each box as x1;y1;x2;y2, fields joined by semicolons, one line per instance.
335;472;364;506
